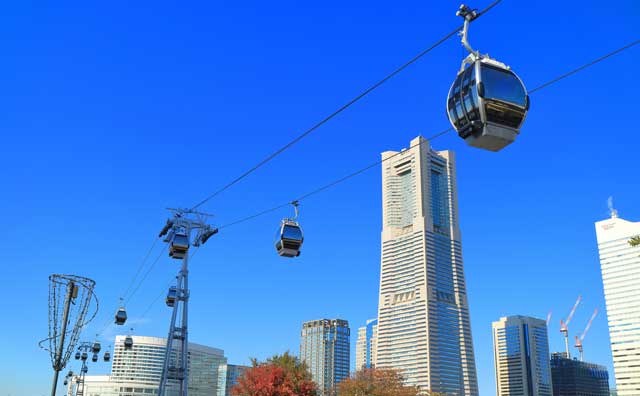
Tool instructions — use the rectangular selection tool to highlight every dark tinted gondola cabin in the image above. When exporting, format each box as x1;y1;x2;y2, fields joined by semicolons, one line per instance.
166;287;177;307
275;220;304;258
114;307;127;325
169;231;189;260
447;58;528;152
104;351;111;362
124;336;133;350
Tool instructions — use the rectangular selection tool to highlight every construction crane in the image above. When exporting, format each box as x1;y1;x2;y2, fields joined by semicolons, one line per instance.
560;295;582;358
575;308;598;361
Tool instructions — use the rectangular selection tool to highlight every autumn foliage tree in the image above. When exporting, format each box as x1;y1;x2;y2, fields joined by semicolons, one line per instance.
337;368;420;396
231;352;318;396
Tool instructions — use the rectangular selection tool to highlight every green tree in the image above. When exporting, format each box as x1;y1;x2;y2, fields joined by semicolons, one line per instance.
630;236;640;247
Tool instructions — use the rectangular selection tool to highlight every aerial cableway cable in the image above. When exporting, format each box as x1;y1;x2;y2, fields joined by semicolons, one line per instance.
114;36;639;326
216;39;640;230
189;0;504;211
131;38;638;322
93;1;504;332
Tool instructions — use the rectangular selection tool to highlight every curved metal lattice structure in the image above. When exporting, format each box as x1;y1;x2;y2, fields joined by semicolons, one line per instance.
40;274;98;396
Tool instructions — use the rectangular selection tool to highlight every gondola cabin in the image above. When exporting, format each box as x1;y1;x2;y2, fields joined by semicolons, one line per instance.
115;307;127;325
169;231;189;260
447;58;528;152
275;220;304;258
124;336;133;350
166;287;177;307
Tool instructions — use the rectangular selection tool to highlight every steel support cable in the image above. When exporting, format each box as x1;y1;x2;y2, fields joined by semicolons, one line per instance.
217;39;639;230
528;39;639;94
189;0;503;211
136;247;200;321
95;245;167;337
121;238;160;301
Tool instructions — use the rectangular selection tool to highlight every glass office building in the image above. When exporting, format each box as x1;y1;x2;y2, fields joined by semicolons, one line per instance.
69;335;226;396
594;212;640;396
550;353;609;396
217;363;249;396
492;316;553;396
300;319;350;395
376;136;478;395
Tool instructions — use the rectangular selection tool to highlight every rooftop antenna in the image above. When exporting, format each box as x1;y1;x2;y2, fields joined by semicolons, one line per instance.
608;196;618;218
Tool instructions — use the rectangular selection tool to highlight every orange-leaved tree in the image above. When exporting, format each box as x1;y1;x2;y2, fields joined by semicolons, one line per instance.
231;351;317;396
337;368;420;396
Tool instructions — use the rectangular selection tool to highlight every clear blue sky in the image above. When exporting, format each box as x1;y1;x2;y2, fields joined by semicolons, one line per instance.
1;1;638;395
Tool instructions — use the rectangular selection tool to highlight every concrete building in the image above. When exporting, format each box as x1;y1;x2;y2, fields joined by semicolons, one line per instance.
355;318;378;370
375;136;478;395
69;335;226;396
492;316;553;396
595;211;640;396
550;352;610;396
300;319;350;395
217;363;249;396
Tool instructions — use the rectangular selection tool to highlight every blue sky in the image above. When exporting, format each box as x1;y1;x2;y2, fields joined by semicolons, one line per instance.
1;1;638;395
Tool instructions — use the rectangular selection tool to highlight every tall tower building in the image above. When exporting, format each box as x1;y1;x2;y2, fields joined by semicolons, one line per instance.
492;316;553;396
595;211;640;396
375;136;478;395
300;319;350;395
355;318;378;370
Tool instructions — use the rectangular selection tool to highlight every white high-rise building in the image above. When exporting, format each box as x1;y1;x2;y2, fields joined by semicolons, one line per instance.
375;136;478;395
595;211;640;396
69;335;226;396
492;315;553;396
355;319;378;370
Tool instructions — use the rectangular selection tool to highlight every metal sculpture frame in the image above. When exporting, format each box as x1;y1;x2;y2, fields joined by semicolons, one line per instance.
40;275;97;396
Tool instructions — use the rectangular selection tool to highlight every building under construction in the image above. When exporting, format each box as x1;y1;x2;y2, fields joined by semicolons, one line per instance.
550;353;609;396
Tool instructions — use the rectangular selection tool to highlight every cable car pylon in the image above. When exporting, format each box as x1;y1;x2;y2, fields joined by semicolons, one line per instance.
157;208;217;396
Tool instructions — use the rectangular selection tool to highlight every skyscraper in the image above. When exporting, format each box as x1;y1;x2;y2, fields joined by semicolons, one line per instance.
355;318;378;370
375;136;478;395
595;211;640;396
492;316;553;396
550;352;610;396
300;319;350;395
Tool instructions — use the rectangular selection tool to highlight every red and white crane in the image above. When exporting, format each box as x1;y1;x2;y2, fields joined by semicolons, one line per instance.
575;308;598;361
560;295;582;358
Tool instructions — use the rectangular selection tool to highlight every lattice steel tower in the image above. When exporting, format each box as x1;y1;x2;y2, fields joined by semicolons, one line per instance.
157;208;217;396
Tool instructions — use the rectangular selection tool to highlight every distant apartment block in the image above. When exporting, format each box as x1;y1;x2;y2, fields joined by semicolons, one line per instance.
492;316;553;396
355;318;378;370
300;319;350;395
